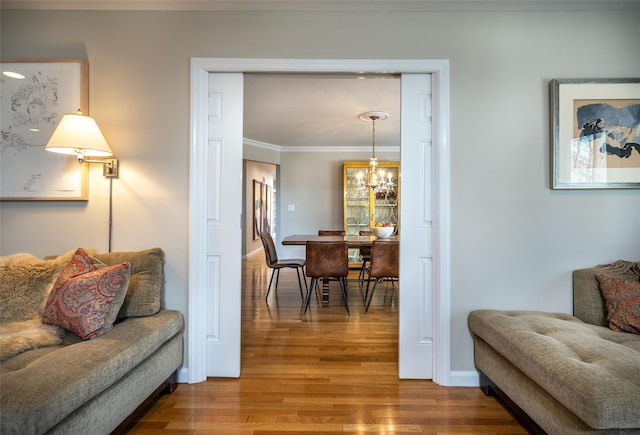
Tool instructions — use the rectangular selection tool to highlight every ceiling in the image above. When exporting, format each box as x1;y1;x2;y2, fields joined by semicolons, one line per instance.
3;0;638;11
243;74;401;150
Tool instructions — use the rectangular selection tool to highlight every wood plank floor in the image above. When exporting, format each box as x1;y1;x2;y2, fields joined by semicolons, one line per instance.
127;254;527;434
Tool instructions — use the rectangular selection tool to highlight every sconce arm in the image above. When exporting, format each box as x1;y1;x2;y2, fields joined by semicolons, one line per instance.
77;156;119;178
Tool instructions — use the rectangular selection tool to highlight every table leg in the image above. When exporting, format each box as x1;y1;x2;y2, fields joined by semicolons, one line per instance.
322;277;330;304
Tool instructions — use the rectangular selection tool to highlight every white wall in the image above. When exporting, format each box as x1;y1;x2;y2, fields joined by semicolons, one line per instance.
1;8;639;376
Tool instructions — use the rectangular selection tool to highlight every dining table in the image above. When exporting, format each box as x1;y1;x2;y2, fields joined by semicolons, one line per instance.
282;234;398;247
282;234;399;305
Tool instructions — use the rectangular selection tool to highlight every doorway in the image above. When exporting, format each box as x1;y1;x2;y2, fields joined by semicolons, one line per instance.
188;58;451;385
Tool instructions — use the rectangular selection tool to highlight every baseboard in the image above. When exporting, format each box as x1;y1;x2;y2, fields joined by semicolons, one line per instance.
177;367;190;383
245;247;264;259
449;370;480;387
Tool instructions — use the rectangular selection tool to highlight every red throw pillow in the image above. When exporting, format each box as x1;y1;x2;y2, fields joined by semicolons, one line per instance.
42;248;130;340
595;273;640;334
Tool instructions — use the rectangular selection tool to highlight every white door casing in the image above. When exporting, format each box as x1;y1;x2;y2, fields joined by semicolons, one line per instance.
188;58;450;384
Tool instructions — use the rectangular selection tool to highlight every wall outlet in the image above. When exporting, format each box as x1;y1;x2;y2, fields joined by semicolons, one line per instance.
287;204;295;212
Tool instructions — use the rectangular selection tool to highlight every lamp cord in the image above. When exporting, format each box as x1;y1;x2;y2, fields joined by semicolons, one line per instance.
108;177;113;253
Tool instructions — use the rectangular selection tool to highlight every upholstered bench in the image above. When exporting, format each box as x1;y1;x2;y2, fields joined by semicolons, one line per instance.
469;262;640;434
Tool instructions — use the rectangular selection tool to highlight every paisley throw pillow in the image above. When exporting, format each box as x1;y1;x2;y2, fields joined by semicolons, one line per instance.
596;273;640;334
42;248;130;340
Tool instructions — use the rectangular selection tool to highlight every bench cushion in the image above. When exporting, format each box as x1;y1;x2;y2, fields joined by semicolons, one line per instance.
468;309;640;429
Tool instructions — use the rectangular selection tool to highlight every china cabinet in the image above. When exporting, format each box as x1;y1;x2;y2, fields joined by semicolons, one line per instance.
343;161;400;264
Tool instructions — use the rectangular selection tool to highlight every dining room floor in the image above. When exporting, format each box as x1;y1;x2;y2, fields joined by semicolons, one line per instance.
126;253;527;434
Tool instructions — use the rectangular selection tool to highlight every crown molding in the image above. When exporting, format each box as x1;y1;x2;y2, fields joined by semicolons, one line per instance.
244;137;400;153
3;0;639;11
244;138;282;152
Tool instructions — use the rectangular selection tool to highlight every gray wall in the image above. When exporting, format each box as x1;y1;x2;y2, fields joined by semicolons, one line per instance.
1;8;639;377
278;149;399;257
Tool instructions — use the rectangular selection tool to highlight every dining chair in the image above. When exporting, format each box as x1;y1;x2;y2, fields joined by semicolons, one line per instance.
304;241;350;314
316;230;346;287
260;232;307;302
365;240;399;313
318;230;346;236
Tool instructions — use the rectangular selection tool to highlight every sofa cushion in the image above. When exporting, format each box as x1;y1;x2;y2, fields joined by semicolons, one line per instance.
94;248;164;318
596;273;640;334
0;309;184;435
42;248;131;340
468;309;640;429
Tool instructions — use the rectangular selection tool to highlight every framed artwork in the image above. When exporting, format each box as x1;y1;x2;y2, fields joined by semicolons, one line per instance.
550;78;640;189
1;59;89;200
262;183;271;234
253;180;262;240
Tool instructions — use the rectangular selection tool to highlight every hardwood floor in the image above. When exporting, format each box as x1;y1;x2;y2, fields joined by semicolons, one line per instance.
127;254;527;434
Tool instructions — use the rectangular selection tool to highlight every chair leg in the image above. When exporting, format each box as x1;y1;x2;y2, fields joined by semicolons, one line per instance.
295;267;306;299
364;275;372;302
358;260;367;281
305;277;317;313
302;266;309;292
365;279;380;313
265;268;276;301
340;278;350;315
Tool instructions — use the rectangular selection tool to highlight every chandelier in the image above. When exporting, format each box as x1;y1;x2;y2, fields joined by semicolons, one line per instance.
357;112;396;194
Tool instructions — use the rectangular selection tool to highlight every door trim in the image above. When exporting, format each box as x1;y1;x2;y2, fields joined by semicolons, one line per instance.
188;58;451;385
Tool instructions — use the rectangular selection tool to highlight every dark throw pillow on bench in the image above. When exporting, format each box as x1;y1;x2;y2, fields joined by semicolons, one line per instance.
596;273;640;334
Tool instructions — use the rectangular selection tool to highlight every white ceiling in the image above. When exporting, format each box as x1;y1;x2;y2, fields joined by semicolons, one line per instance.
3;0;638;11
243;74;401;149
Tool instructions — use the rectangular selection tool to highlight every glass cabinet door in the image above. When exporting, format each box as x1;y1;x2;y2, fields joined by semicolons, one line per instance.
343;161;399;264
344;165;371;236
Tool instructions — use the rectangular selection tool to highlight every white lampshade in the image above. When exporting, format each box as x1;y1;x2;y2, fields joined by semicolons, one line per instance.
46;112;112;157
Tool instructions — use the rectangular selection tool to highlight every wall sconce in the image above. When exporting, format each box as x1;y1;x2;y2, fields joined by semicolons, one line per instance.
45;111;119;178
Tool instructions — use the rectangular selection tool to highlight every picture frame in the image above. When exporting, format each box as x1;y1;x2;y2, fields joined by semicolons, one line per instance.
550;78;640;189
253;180;262;240
262;183;271;234
1;59;89;200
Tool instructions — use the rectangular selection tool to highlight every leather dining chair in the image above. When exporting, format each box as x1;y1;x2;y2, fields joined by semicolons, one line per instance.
316;230;346;286
318;230;346;236
365;240;399;313
304;241;350;314
260;232;307;302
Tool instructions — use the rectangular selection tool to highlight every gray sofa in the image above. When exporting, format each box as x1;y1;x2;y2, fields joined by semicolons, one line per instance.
468;262;640;434
0;248;184;435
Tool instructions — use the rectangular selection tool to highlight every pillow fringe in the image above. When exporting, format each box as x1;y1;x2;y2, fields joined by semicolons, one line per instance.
597;260;640;276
